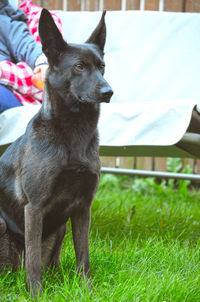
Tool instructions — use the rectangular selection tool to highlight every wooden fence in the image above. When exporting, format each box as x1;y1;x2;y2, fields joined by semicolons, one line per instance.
34;0;200;173
35;0;200;12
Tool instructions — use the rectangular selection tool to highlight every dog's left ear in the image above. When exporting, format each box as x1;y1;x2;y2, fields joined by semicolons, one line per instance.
39;8;67;65
86;10;106;53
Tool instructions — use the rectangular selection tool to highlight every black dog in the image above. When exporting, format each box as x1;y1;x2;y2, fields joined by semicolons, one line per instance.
0;8;113;296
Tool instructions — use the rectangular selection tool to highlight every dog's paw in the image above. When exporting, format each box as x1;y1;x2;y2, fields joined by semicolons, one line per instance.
86;277;93;291
0;216;7;237
79;272;93;291
28;279;43;299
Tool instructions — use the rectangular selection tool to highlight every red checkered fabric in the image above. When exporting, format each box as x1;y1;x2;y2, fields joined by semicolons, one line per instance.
19;0;63;44
0;0;63;106
0;61;42;105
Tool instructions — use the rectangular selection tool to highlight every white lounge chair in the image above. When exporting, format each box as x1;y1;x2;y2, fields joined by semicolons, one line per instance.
1;10;200;179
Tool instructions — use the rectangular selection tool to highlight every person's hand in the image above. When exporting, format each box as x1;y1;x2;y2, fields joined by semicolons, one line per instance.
32;63;48;89
33;64;48;82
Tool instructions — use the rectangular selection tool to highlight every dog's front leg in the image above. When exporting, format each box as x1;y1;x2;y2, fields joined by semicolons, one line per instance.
71;206;91;281
24;204;43;297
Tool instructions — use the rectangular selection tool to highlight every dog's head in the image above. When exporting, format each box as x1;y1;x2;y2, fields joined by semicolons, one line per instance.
39;9;113;107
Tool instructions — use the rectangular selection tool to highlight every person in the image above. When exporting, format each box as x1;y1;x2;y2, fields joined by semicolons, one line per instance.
0;0;63;112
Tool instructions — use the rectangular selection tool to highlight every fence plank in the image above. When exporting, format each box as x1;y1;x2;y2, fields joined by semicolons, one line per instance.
34;0;41;6
36;0;47;8
145;0;159;10
36;0;63;9
116;157;134;169
185;0;200;12
77;0;100;10
41;0;63;10
87;0;100;10
164;0;184;12
67;0;81;10
135;157;153;170
100;156;118;168
103;0;122;10
193;159;200;173
183;158;194;167
126;0;141;10
154;158;167;171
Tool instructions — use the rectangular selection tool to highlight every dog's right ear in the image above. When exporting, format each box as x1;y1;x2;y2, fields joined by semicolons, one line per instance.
86;10;106;54
39;8;67;65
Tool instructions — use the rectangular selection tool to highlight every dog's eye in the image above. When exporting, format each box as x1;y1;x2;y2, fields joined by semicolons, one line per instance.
75;63;84;72
99;63;105;72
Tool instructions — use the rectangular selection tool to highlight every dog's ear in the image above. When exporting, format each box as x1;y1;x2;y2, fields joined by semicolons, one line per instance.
39;8;67;65
86;10;106;53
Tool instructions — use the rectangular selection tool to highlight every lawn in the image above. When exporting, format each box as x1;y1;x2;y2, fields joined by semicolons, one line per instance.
0;173;200;301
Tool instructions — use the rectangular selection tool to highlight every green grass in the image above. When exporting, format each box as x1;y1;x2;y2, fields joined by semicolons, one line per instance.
0;174;200;301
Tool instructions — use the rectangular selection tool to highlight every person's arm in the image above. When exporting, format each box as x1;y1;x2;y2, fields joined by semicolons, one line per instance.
1;16;42;69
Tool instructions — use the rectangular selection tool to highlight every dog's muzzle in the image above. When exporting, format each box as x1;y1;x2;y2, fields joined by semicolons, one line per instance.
99;86;113;103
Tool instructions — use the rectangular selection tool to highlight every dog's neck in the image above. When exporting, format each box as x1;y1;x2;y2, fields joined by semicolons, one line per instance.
38;84;100;148
41;80;100;119
33;86;100;164
42;95;100;121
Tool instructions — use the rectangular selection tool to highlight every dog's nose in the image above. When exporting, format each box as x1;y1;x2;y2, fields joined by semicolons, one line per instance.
100;86;113;103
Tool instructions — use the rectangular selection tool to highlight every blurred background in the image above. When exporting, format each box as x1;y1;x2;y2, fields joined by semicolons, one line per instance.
33;0;200;174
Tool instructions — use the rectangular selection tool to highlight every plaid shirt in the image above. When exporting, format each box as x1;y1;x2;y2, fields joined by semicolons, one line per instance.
0;0;63;105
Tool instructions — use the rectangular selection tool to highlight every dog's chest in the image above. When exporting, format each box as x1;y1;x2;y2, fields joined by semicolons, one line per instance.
58;164;99;201
42;162;99;238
